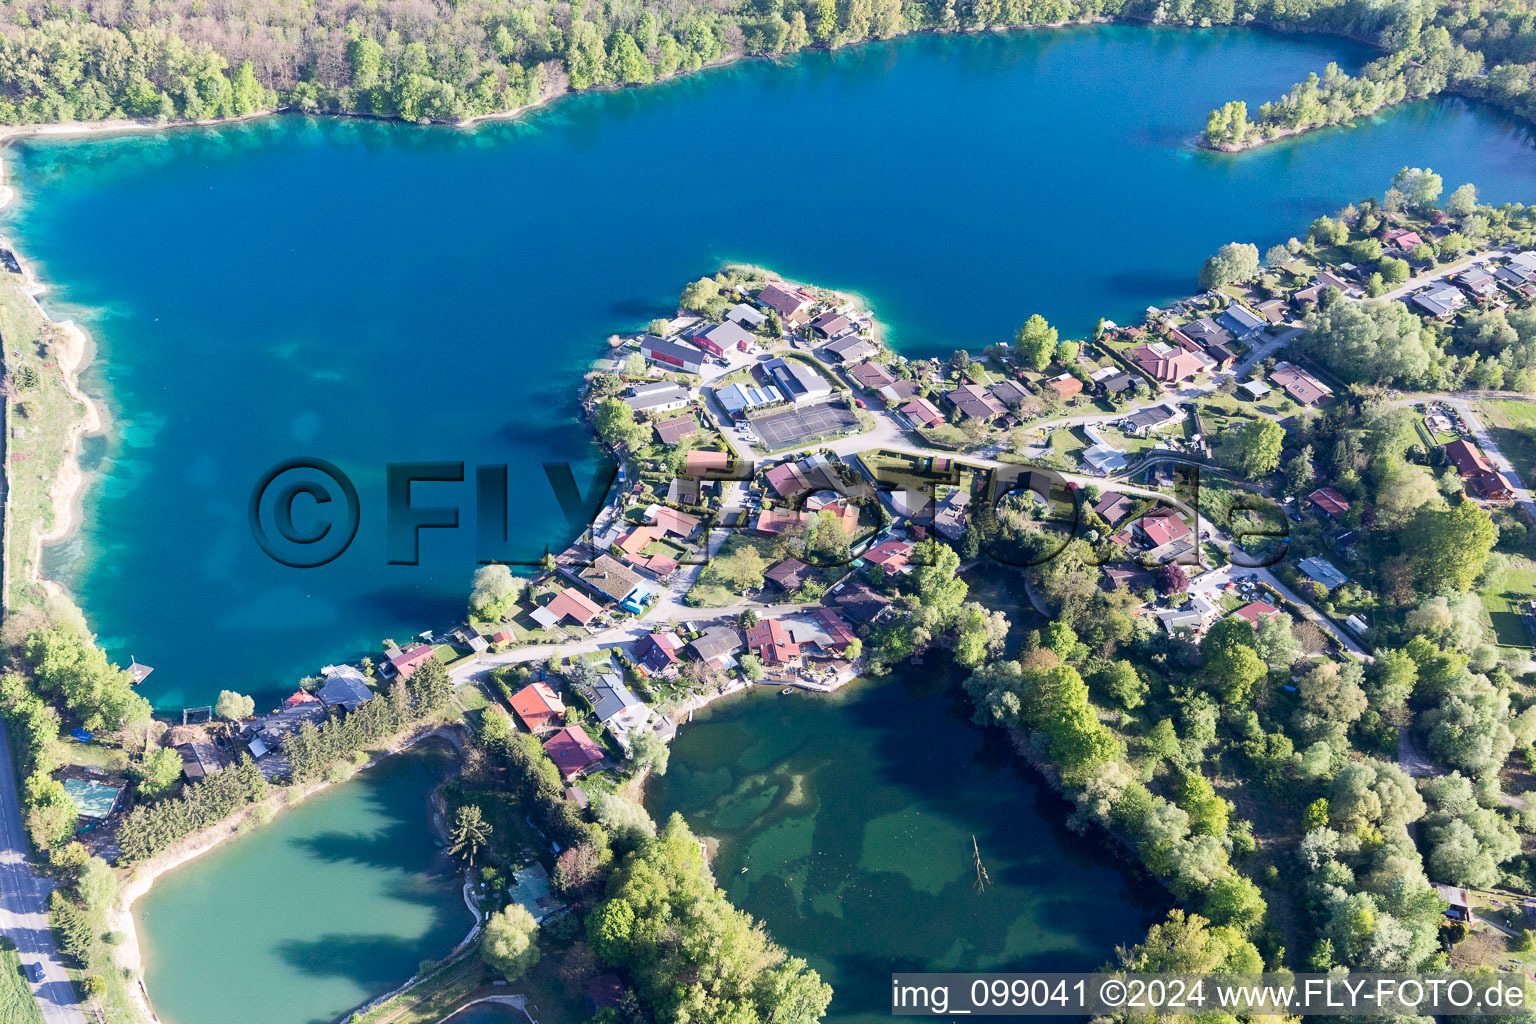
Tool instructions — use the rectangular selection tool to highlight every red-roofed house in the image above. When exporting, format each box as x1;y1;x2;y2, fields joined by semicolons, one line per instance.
637;632;683;674
685;450;731;476
510;681;566;732
1046;373;1083;397
1385;228;1425;250
1138;509;1191;549
755;499;859;538
1128;343;1207;383
901;397;945;428
1308;487;1351;520
813;607;857;653
543;726;604;779
864;538;913;574
1446;438;1494;479
387;644;436;680
745;619;802;667
756;283;813;327
544;588;603;626
847;361;896;390
946;384;1007;422
283;689;321;708
1231;600;1281;626
650;506;701;538
765;462;812;498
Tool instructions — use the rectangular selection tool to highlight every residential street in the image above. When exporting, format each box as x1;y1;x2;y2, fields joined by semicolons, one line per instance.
0;722;87;1024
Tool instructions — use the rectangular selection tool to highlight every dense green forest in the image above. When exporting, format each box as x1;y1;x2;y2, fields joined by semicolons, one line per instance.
6;0;1536;129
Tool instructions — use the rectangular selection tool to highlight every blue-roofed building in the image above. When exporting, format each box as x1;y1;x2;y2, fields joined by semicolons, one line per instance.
717;382;784;417
1218;304;1266;341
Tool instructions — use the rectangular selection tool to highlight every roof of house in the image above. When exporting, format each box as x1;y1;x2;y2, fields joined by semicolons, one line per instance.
832;579;893;624
765;558;816;591
765;461;813;498
826;336;874;362
1047;373;1083;396
725;303;766;327
545;587;603;625
625;381;691;411
946;383;1007;420
543;726;604;778
1100;371;1135;393
589;673;645;724
1220;304;1266;335
638;632;683;672
1182;317;1234;346
510;682;566;726
1231;600;1281;625
1445;438;1494;478
1298;556;1349;591
756;283;812;319
690;625;744;662
746;619;802;664
655;414;699;445
1270;362;1332;405
879;380;922;403
847;361;896;390
812;607;857;650
763;357;832;401
580;554;646;602
703;320;755;350
1122;404;1181;431
1308;487;1351;518
640;335;706;369
387;644;437;679
684;449;731;475
990;379;1031;406
317;673;373;711
1092;492;1134;526
717;382;783;414
1128;342;1207;382
1412;283;1467;319
902;396;945;427
1139;509;1191;548
864;538;913;573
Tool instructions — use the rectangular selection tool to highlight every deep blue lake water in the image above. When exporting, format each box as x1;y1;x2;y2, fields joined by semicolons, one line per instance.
6;25;1536;708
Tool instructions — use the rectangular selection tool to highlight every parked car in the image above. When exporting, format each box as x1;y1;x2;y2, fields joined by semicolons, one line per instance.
27;962;43;983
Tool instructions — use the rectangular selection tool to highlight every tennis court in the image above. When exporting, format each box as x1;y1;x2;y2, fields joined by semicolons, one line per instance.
751;401;859;449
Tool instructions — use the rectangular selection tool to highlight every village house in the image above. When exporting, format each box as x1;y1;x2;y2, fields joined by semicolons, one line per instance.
1253;298;1289;324
746;619;802;668
589;673;651;746
510;681;566;732
1127;341;1206;383
636;632;684;674
1384;227;1425;251
824;335;877;363
1456;266;1499;301
901;396;945;428
763;357;833;404
654;414;699;446
1092;492;1134;526
878;379;922;405
1308;487;1351;520
756;283;813;327
384;643;436;680
543;726;604;780
717;381;784;418
1218;304;1267;341
1137;507;1192;550
1156;595;1220;635
829;578;894;625
532;587;603;629
1239;380;1270;401
989;378;1033;409
810;310;853;339
765;558;817;593
846;360;895;390
624;381;691;414
810;607;857;655
1121;404;1183;436
934;489;970;541
317;666;373;711
1046;373;1083;398
755;497;859;538
1445;438;1514;501
640;334;706;374
1411;282;1467;321
1270;362;1332;407
863;538;913;574
1178;318;1233;348
689;625;744;668
725;303;766;329
1230;600;1281;626
1298;556;1349;592
946;383;1007;422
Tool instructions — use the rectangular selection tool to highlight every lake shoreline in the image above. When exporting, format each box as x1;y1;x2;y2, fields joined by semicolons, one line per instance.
111;726;467;1024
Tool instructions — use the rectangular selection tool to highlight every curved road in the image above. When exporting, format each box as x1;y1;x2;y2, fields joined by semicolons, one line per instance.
0;721;87;1024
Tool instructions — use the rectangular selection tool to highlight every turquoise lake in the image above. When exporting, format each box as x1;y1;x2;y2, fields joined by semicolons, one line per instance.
6;25;1536;709
133;743;468;1024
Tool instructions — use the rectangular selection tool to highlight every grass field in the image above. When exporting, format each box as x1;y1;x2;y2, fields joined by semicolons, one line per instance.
1482;557;1536;650
0;945;44;1024
1477;399;1536;484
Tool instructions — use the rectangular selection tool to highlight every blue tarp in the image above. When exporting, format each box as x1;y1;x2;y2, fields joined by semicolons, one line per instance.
69;728;92;743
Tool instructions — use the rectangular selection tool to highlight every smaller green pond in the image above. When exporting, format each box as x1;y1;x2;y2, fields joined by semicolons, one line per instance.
134;743;469;1024
647;670;1165;1024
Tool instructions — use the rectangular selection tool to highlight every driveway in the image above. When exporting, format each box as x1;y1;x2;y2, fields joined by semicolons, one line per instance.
0;722;88;1024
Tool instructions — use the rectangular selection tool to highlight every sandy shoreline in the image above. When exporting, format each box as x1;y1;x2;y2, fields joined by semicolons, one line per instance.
106;726;465;1024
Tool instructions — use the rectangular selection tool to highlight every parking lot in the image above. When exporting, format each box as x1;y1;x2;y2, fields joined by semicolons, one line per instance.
749;400;859;449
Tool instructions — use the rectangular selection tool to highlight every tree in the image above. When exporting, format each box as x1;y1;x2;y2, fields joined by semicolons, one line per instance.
1091;660;1146;710
449;804;492;866
470;564;524;620
593;398;650;454
1282;445;1316;494
628;731;669;777
1392;166;1443;209
1216;419;1285;480
1405;502;1495;593
1444;183;1478;219
593;793;656;846
1154;564;1189;596
483;905;540;982
215;690;254;722
553;842;606;897
1013;315;1058;371
1198;242;1261;291
739;654;765;681
679;276;721;314
131;747;183;800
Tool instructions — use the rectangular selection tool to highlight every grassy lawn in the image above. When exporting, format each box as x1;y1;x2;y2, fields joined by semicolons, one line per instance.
1053;428;1087;462
1482;556;1536;650
1477;399;1536;482
0;944;43;1024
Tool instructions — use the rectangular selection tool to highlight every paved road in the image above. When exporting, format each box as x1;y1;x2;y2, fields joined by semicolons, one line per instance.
1378;246;1510;304
0;721;88;1024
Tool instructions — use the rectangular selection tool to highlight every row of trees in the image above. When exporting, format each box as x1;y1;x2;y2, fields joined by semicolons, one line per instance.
282;659;454;783
116;756;269;862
